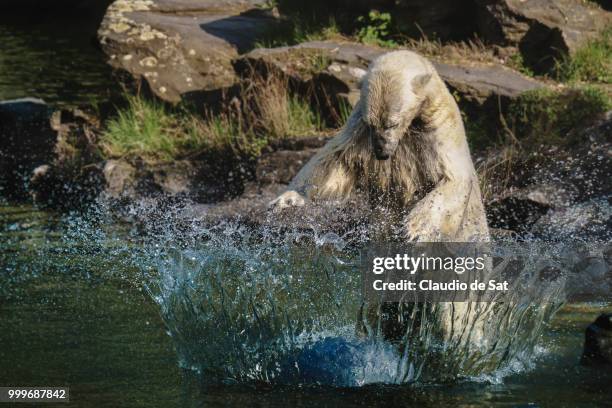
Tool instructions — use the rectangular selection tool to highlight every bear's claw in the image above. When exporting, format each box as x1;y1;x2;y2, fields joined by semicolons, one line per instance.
268;190;306;211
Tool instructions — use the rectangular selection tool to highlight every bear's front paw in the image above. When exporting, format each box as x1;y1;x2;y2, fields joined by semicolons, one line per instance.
404;211;440;242
268;190;306;211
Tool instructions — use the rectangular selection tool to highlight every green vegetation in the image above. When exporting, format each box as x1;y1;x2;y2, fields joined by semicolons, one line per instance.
356;11;397;48
464;115;491;150
252;77;324;139
254;18;343;48
100;84;325;163
507;53;535;77
554;26;611;83
337;99;353;127
101;95;242;162
255;7;401;49
507;86;611;145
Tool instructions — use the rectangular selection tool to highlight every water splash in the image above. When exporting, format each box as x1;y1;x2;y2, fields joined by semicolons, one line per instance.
132;202;581;386
2;198;606;387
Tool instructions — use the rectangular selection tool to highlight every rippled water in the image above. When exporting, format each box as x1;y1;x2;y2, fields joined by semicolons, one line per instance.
1;201;610;406
0;10;115;107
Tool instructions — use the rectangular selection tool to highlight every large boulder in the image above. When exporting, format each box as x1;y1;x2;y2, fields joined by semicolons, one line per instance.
582;313;612;365
474;0;612;72
98;0;279;103
234;40;545;122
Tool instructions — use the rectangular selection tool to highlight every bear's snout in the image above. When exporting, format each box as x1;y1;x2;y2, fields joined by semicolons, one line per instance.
373;136;397;160
374;147;390;160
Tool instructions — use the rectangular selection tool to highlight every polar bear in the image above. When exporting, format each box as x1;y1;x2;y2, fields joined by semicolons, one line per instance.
270;51;492;349
270;50;488;242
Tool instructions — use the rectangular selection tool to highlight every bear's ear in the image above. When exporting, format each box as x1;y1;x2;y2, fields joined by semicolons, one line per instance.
411;73;432;90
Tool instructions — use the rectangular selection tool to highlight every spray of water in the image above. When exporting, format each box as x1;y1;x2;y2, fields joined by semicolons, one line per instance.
3;197;605;387
130;201;574;386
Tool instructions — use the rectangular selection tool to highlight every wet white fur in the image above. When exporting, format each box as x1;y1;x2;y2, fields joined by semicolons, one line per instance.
270;50;489;242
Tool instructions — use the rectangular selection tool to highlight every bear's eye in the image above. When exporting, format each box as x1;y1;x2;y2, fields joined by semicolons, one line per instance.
383;123;399;130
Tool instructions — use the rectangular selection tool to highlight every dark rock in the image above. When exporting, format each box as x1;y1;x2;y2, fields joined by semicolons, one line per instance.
386;0;480;41
50;108;101;165
486;195;551;234
582;313;612;365
485;182;578;233
255;135;331;185
22;105;106;207
234;40;545;122
484;114;612;237
99;158;244;203
0;98;56;199
181;183;372;237
256;149;318;185
532;116;612;201
474;0;611;73
512;182;578;208
29;162;105;208
98;0;279;103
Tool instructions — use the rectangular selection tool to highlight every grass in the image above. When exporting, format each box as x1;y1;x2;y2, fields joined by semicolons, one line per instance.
101;96;185;162
250;77;324;139
254;17;344;48
554;26;611;83
100;95;257;163
100;80;325;163
507;86;611;145
507;53;535;77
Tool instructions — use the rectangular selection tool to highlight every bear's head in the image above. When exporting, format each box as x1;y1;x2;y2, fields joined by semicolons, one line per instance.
362;51;432;160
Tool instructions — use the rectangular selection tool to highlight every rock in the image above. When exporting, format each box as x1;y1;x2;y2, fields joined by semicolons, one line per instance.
99;158;243;202
486;195;551;234
182;184;372;236
103;160;137;197
98;0;279;103
234;40;545;121
512;182;578;208
582;313;612;365
535;116;612;201
0;98;56;199
255;135;331;185
474;0;612;72
485;182;578;233
277;1;610;72
29;162;105;208
50;108;101;165
256;149;318;185
18;105;106;207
